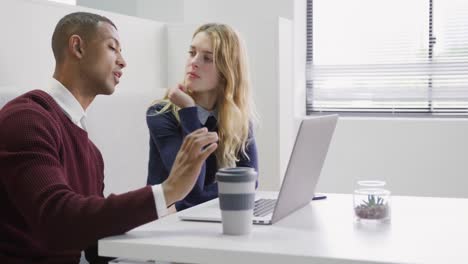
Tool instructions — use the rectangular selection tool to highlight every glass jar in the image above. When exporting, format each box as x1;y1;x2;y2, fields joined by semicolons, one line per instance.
353;180;391;223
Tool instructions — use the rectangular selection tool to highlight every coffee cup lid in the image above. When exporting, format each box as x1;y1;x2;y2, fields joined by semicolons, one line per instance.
216;167;257;182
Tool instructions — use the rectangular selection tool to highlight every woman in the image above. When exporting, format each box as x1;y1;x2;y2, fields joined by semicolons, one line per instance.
146;23;258;212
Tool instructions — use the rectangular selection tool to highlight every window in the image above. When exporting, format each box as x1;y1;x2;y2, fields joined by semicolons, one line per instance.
307;0;468;115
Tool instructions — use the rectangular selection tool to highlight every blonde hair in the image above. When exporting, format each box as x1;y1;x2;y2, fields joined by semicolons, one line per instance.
153;23;257;168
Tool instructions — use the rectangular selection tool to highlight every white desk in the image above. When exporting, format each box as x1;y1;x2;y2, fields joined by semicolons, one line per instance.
99;192;468;264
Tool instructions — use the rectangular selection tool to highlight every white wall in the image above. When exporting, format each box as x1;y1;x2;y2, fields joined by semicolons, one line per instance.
166;23;194;85
136;0;184;22
78;0;184;22
0;0;166;195
293;0;307;119
318;117;468;198
183;0;292;21
77;0;137;17
278;18;297;180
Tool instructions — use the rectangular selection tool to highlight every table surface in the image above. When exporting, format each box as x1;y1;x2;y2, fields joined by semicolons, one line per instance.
99;192;468;264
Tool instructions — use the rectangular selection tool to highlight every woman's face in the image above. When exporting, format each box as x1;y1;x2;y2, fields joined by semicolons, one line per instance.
185;32;221;95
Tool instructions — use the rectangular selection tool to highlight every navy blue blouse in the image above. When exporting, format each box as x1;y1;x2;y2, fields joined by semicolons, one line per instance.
146;104;259;211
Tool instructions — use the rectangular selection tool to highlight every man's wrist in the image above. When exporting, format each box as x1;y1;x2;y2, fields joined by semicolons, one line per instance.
161;181;178;207
152;184;169;217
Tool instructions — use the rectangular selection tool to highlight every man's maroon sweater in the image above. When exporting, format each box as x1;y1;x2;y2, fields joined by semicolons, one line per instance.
0;90;158;263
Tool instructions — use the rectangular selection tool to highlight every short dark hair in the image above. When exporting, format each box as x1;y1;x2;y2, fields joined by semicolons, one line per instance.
52;12;117;63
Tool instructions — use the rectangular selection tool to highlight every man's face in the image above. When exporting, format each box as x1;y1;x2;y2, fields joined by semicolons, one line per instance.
80;22;126;96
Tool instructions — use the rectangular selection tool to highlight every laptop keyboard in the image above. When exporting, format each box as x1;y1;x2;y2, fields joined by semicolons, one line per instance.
254;199;277;217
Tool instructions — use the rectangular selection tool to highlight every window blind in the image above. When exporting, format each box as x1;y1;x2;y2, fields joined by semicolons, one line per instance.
306;0;468;114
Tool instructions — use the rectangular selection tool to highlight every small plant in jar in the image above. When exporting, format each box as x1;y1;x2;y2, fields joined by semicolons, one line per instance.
353;181;391;222
354;194;389;220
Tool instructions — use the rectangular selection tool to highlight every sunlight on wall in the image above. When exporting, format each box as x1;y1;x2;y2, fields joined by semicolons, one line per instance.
48;0;76;5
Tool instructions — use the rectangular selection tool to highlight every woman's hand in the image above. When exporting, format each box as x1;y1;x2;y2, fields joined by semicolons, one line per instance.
167;84;196;108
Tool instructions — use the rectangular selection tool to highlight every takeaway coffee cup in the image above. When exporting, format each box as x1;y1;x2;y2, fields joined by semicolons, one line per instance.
216;167;257;235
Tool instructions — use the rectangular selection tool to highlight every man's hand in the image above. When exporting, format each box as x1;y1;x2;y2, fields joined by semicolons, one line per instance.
162;127;218;206
167;84;196;109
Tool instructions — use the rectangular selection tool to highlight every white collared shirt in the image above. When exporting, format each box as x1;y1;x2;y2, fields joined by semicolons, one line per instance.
44;78;88;131
196;105;217;125
43;78;168;218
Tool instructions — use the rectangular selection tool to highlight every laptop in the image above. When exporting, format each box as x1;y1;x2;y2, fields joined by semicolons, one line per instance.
178;114;338;225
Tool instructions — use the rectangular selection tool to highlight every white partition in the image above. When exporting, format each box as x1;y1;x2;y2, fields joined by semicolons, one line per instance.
0;0;166;195
166;23;194;86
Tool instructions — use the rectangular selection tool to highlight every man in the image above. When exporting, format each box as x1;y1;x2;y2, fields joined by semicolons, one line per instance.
0;12;218;263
